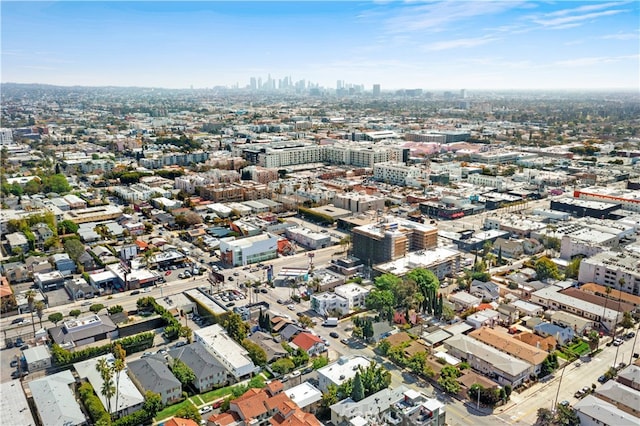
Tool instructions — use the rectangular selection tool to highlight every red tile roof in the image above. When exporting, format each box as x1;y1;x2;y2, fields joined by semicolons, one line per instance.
291;332;323;351
165;418;199;426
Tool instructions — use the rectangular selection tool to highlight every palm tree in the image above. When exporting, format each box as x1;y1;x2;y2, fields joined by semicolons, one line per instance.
112;343;126;418
613;278;625;366
25;289;37;336
600;285;612;347
33;301;46;328
96;357;114;414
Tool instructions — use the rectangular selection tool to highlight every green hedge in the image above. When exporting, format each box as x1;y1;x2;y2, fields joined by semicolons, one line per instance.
51;332;154;367
298;207;335;225
79;382;111;425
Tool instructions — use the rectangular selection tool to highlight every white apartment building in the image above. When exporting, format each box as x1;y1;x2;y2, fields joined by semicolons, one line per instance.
0;128;14;145
113;183;158;202
310;292;349;317
373;162;422;186
193;324;258;381
333;283;369;311
578;250;640;296
317;356;371;392
468;173;506;190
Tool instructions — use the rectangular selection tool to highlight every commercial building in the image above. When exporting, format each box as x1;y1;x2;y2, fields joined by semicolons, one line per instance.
63;205;122;224
374;246;461;281
550;197;620;219
219;233;280;267
333;192;385;214
574;187;640;213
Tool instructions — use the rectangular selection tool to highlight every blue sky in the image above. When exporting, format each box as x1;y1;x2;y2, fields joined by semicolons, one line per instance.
2;1;639;90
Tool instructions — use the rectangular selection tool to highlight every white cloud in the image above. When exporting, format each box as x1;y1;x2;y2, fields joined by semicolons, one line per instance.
601;31;639;40
424;36;499;51
381;1;525;34
533;9;627;27
555;54;639;67
543;1;629;17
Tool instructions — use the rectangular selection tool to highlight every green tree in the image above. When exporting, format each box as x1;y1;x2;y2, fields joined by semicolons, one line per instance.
312;356;329;370
272;358;295;375
96;357;115;415
351;372;365;402
556;404;580;426
407;268;439;313
535;256;560;281
247;375;266;389
373;273;402;292
58;219;79;235
69;309;81;318
170;359;196;388
564;256;583;279
64;238;86;261
292;348;309;367
321;384;338;408
107;305;124;315
438;365;461;394
222;312;248;342
365;289;395;321
90;304;105;314
48;312;64;326
142;391;163;417
25;289;37;335
175;403;201;422
620;311;635;330
536;407;554;426
34;300;46;328
241;338;267;366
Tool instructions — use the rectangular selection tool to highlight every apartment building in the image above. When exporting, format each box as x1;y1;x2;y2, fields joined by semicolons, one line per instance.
332;192;385;214
578;250;640;295
373;162;422;186
352;219;438;265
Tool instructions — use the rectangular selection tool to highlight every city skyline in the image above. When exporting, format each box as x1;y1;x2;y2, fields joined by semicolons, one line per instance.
2;1;639;91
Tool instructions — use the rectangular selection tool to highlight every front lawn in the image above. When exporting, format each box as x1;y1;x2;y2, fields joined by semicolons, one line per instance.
155;398;197;422
201;385;234;403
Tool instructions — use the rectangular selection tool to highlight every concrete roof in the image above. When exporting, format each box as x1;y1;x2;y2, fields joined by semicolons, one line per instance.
128;357;181;394
574;394;638;426
28;370;86;426
0;380;36;426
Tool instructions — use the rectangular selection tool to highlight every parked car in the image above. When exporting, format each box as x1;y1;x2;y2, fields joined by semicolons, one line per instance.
559;400;570;407
260;288;268;293
175;341;187;348
598;375;608;383
130;290;140;295
340;338;350;345
329;332;339;338
15;337;24;346
199;406;213;415
301;367;313;375
287;304;295;311
10;359;18;368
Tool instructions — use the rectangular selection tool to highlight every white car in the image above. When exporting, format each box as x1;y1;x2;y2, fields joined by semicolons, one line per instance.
199;406;213;415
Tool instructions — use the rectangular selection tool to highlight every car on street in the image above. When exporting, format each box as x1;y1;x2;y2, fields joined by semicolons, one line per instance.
20;345;29;351
81;301;92;306
11;370;28;379
277;299;285;304
199;406;212;415
165;271;171;276
233;272;239;276
11;318;29;325
613;338;623;346
329;332;339;338
10;359;19;368
340;338;350;345
228;276;234;281
253;288;260;293
559;400;569;407
15;337;24;346
598;375;608;383
301;367;313;375
288;370;301;379
226;302;235;307
178;273;184;279
130;290;140;295
260;288;268;293
175;341;187;348
626;331;636;339
287;304;295;311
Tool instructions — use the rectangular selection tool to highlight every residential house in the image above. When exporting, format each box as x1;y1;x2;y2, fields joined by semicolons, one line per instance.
593;380;640;418
77;251;98;271
290;332;326;357
211;381;321;426
49;313;117;347
617;365;640;392
0;262;30;284
50;253;77;275
492;237;524;259
247;331;289;363
28;370;87;426
23;345;51;372
168;343;229;392
317;356;371;392
74;354;144;417
449;291;482;311
6;231;30;254
0;276;16;313
128;356;182;405
31;223;54;250
533;322;575;346
284;382;322;414
0;379;37;426
280;324;305;342
573;394;638;426
164;418;199;426
470;280;500;302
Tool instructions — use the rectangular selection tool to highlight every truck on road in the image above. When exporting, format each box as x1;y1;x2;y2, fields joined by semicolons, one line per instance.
323;317;338;327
